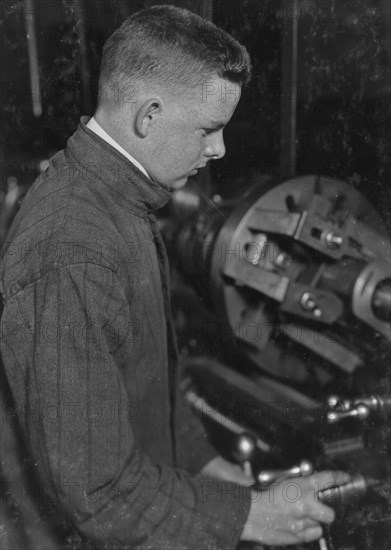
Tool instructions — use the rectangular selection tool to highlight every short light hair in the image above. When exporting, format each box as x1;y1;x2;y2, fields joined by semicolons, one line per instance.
98;4;251;105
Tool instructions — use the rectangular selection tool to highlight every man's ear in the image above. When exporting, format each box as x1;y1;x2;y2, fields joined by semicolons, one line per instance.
135;98;163;137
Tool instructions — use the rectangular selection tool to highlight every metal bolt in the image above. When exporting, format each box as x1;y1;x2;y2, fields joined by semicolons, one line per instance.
327;395;340;409
275;252;288;267
325;232;343;248
355;403;371;420
245;242;261;265
244;234;268;265
299;460;314;477
300;292;317;311
232;432;257;462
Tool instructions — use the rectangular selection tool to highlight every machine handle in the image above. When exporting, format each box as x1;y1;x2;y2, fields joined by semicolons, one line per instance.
255;460;313;488
327;403;370;424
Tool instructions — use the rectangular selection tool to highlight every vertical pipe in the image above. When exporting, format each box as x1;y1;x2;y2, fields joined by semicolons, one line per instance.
0;14;5;194
280;0;298;178
73;0;91;113
290;2;298;174
24;0;42;117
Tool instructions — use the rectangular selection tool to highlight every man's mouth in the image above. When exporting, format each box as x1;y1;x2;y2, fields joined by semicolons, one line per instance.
189;165;207;176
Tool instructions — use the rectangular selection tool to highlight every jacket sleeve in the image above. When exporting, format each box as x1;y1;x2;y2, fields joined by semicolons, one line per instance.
0;262;250;549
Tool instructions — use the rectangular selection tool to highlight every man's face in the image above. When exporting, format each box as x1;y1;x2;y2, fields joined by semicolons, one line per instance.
146;76;242;190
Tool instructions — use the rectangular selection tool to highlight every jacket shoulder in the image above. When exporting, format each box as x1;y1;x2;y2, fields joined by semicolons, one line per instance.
1;151;124;297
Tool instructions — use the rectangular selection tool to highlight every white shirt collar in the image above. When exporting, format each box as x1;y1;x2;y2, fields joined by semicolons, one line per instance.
86;117;150;179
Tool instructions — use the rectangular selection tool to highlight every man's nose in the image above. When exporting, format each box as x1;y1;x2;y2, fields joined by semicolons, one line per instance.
205;132;226;160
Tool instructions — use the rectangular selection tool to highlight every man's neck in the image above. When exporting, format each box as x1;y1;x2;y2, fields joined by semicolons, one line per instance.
87;116;150;179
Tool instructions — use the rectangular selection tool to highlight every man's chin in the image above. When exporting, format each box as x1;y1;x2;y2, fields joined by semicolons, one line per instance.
168;176;189;190
159;173;197;191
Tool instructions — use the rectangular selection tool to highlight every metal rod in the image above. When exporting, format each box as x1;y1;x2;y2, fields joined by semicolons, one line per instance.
185;389;271;452
280;0;298;177
72;0;91;113
24;0;42;117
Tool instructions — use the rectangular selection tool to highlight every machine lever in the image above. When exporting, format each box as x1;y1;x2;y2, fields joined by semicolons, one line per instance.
327;403;370;423
327;394;391;418
255;460;313;488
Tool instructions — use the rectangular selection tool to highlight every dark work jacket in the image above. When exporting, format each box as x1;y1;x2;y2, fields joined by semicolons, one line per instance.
0;118;250;549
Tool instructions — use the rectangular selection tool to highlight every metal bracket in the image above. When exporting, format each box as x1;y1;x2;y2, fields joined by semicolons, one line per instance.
246;194;387;262
224;260;344;324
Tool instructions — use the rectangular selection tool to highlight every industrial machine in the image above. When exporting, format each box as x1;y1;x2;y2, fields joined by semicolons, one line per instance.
164;175;391;549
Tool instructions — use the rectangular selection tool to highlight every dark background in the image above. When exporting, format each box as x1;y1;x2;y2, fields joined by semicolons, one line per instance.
1;0;391;227
1;4;390;548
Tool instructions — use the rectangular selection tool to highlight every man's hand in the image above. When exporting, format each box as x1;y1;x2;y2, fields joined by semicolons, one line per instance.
241;470;350;546
200;456;254;485
200;458;350;545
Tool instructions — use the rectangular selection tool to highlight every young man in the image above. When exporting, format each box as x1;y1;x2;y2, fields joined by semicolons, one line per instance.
0;5;347;548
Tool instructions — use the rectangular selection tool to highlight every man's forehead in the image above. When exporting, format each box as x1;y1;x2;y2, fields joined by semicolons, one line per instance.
186;78;241;115
166;77;241;125
172;76;240;106
201;78;241;103
200;83;241;121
